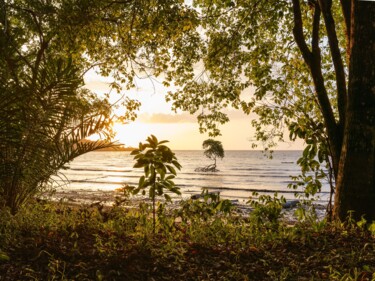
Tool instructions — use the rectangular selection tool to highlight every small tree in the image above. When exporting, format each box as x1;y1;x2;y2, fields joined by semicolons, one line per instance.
130;135;181;233
200;139;224;172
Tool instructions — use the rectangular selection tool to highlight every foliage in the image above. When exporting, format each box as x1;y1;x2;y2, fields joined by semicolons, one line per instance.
1;201;375;280
203;139;224;165
0;0;198;213
248;193;286;227
129;135;182;233
195;139;224;172
160;0;339;205
160;0;375;219
0;1;120;213
177;190;233;223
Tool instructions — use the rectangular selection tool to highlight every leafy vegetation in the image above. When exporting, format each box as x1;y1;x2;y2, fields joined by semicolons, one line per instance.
1;0;374;278
0;0;195;214
129;135;182;233
1;200;375;280
196;139;224;172
203;139;225;170
0;41;118;214
161;0;375;220
2;0;374;221
0;0;114;213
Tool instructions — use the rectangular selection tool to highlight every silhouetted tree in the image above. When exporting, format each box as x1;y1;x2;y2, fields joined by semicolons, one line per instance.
195;139;224;172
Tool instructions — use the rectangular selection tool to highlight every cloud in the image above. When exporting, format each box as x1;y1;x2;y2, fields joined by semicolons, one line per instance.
137;108;255;124
138;112;197;123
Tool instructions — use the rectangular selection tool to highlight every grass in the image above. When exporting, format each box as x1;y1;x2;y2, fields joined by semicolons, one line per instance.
1;199;375;280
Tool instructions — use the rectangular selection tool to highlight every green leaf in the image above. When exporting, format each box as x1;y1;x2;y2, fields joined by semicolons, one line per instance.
0;251;10;261
133;187;140;195
172;160;182;170
166;165;177;175
139;176;145;187
158;168;166;179
130;149;140;155
147;135;157;147
133;161;145;168
141;143;150;150
144;165;150;177
303;145;311;158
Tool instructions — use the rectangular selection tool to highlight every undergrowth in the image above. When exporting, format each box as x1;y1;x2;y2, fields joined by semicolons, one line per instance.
1;198;375;280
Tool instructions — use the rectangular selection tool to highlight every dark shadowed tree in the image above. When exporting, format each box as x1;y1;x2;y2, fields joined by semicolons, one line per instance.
0;0;117;213
0;0;197;213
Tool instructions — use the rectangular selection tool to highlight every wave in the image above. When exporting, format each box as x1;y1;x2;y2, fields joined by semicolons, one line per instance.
180;186;329;194
69;180;127;185
58;150;329;202
68;168;133;173
64;176;297;187
230;168;297;172
62;180;329;196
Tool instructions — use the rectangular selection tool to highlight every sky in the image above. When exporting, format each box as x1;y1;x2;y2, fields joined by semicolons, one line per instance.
84;69;304;150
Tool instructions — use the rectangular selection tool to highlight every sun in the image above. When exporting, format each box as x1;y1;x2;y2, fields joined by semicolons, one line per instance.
112;122;151;147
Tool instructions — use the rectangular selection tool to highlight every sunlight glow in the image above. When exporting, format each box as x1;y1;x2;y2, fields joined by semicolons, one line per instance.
113;121;206;149
84;69;303;150
113;122;150;147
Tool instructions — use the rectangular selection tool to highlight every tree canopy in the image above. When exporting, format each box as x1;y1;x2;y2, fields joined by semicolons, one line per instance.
1;0;374;220
159;0;374;221
0;0;196;213
203;139;224;167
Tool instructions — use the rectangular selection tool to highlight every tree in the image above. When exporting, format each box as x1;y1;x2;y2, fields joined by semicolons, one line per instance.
0;1;118;214
0;0;196;213
199;139;224;172
332;1;375;221
130;135;181;234
161;1;375;221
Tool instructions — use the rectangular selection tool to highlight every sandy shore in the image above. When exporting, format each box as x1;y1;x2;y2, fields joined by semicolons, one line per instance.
41;188;327;223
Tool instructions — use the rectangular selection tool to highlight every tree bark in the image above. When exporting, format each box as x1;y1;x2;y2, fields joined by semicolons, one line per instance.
334;0;375;221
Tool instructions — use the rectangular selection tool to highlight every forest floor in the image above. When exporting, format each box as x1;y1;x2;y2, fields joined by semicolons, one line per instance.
1;200;375;280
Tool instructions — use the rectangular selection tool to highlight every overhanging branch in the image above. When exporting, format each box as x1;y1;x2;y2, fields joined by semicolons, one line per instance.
318;0;347;128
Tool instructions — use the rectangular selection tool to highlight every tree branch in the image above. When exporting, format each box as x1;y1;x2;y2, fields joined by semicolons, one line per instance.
292;0;341;175
339;0;351;56
319;0;347;127
311;2;320;54
291;0;312;66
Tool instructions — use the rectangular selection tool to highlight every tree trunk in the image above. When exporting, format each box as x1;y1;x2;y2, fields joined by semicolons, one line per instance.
333;1;375;221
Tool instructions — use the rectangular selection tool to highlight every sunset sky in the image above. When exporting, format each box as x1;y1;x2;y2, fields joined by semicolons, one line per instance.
85;69;304;150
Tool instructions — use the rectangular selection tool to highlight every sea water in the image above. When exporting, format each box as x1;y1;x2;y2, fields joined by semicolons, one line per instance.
54;150;330;204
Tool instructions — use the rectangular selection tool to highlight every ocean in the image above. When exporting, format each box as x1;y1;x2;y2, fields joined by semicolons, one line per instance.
54;150;330;205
